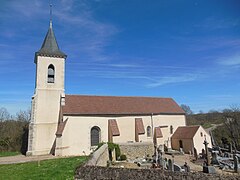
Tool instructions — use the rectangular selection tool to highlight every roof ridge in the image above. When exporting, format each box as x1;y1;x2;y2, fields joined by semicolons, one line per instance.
65;94;172;99
178;125;200;128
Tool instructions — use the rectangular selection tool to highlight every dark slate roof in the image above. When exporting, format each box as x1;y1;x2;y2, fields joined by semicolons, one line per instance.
63;95;186;115
35;22;67;59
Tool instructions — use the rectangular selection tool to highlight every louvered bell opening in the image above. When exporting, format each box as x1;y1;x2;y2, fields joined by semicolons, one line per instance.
47;65;55;83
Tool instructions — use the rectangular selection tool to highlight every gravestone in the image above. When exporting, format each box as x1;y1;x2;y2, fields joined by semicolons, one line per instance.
211;152;219;165
179;148;184;155
203;166;216;174
229;143;232;153
234;155;239;173
154;145;158;163
174;163;182;172
163;158;168;170
182;162;190;172
157;148;163;167
168;159;174;171
194;148;198;160
159;145;164;152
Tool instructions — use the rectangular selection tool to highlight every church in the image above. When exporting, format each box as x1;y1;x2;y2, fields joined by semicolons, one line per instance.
26;19;187;156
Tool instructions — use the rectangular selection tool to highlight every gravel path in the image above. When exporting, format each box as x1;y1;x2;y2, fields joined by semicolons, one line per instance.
0;155;59;165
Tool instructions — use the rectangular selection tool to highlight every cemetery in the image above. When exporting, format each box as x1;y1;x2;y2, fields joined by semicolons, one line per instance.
75;138;240;179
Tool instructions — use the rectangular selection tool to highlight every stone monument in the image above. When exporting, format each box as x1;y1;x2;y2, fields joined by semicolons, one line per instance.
203;137;216;174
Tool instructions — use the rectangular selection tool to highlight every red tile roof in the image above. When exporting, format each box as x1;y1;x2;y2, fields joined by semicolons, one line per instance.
135;118;145;135
63;95;185;115
55;119;68;136
171;126;200;139
154;127;163;138
108;119;120;136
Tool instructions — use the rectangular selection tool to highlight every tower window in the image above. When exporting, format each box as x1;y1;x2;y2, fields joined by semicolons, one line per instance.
147;126;152;137
170;125;173;134
47;64;55;83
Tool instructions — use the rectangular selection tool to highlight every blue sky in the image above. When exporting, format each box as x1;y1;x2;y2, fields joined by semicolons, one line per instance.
0;0;240;114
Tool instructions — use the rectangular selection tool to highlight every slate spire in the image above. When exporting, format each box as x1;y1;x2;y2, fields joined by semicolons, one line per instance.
35;4;67;59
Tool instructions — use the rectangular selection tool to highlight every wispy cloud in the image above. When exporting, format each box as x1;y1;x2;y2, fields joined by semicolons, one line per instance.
171;36;240;52
1;0;118;62
53;1;119;62
206;94;234;99
218;54;240;66
68;61;205;88
146;74;200;88
195;16;240;30
7;0;44;19
108;63;140;68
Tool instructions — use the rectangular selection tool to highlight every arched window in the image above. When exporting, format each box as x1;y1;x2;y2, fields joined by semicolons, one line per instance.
91;126;101;146
47;64;55;83
170;125;173;134
147;126;152;137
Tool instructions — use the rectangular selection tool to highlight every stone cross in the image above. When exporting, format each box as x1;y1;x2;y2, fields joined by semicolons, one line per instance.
203;137;210;166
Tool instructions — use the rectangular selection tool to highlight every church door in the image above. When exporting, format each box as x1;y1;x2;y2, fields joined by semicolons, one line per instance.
91;126;100;146
179;140;183;148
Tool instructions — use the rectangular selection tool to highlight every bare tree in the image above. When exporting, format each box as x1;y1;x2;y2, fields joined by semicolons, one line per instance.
180;104;193;115
222;105;240;149
0;107;10;122
16;109;31;122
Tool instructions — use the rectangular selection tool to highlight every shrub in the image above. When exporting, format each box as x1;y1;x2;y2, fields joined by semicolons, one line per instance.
120;154;127;161
96;142;105;150
107;142;121;160
0;120;29;153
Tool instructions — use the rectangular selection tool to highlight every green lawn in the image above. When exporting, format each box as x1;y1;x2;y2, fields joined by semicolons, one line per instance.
0;151;20;157
202;122;213;129
0;156;88;180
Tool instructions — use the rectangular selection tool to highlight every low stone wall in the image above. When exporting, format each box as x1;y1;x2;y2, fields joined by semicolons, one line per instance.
119;142;154;160
85;144;109;167
75;166;240;180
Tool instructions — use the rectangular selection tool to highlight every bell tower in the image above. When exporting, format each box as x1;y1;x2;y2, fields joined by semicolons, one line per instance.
27;16;67;155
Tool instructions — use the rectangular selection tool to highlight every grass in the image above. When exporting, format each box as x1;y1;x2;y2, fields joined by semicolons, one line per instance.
0;156;88;180
202;122;213;129
0;151;20;157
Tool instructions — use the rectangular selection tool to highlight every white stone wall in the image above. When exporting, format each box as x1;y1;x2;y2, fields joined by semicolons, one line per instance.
193;126;212;155
27;55;65;156
119;142;154;160
86;144;109;167
57;114;185;156
153;115;186;148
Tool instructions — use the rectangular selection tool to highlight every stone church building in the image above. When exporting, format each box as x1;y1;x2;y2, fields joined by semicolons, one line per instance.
27;20;187;156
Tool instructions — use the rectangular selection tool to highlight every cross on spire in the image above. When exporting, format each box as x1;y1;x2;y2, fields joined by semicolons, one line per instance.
49;1;53;28
35;0;67;60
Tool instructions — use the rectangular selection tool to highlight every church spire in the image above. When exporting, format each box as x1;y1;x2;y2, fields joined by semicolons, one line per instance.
35;3;67;60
